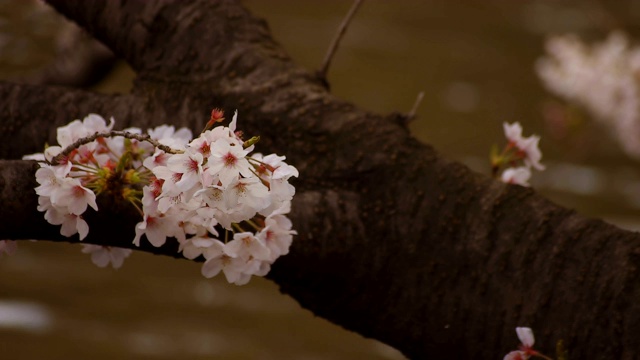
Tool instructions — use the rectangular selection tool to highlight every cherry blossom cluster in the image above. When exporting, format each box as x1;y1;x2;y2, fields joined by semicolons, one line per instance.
491;122;545;187
22;111;298;283
504;327;553;360
537;32;640;159
136;110;298;285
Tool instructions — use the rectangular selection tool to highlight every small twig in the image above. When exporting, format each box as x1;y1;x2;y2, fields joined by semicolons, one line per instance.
49;130;183;165
317;0;365;83
407;91;425;120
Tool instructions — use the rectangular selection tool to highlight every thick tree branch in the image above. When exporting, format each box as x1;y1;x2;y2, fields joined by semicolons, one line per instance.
1;1;639;359
21;21;116;87
0;82;140;159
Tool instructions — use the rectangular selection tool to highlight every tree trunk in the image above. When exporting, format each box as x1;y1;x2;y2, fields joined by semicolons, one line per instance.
1;1;639;358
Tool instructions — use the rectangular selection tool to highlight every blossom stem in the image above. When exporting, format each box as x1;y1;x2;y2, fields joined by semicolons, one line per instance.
245;219;262;232
49;131;184;166
231;223;245;233
247;157;274;170
72;163;99;173
128;198;144;217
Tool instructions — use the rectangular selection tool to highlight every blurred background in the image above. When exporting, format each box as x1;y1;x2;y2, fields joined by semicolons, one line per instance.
2;0;640;358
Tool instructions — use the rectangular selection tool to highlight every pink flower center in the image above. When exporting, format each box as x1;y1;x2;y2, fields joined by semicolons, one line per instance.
234;181;247;194
199;142;211;156
154;153;167;166
187;158;199;172
72;185;86;198
223;152;237;167
146;216;157;227
151;179;163;198
265;230;274;242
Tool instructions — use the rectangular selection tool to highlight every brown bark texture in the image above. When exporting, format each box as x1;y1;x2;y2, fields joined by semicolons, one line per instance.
2;1;640;359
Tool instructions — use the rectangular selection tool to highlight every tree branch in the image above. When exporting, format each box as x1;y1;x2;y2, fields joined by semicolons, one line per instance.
0;81;140;159
21;20;116;87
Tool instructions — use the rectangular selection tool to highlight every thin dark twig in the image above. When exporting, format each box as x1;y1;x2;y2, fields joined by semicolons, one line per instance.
318;0;365;81
49;130;183;165
407;91;425;120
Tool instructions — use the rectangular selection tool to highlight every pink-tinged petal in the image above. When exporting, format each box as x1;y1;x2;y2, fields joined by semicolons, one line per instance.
86;191;98;211
218;168;238;189
201;258;223;278
76;217;89;240
521;137;545;170
501;167;531;187
233;273;252;285
133;222;145;246
223;239;244;258
60;215;78;237
175;172;200;192
66;184;97;215
254;261;271;277
248;239;271;261
503;350;526;360
43;146;63;162
202;240;225;260
145;220;168;247
229;110;238;133
516;327;535;347
43;207;65;225
182;244;203;260
503;122;523;143
222;266;243;284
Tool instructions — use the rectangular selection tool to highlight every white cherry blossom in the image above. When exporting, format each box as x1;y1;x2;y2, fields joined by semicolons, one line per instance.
51;178;98;215
519;137;545;171
133;213;185;247
516;327;535;348
252;153;299;180
148;125;192;148
166;150;204;193
502;122;545;171
501;167;531;187
207;139;253;188
229;177;270;213
226;232;271;261
201;241;250;284
143;150;170;169
179;235;228;260
57;114;113;148
34;163;72;198
503;327;548;360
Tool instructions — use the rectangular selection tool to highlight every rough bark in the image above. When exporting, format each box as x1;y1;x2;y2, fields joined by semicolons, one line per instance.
1;1;639;358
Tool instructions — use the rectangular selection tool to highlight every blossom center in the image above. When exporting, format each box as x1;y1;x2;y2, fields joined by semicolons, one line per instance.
72;185;86;198
187;158;199;172
223;152;237;167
